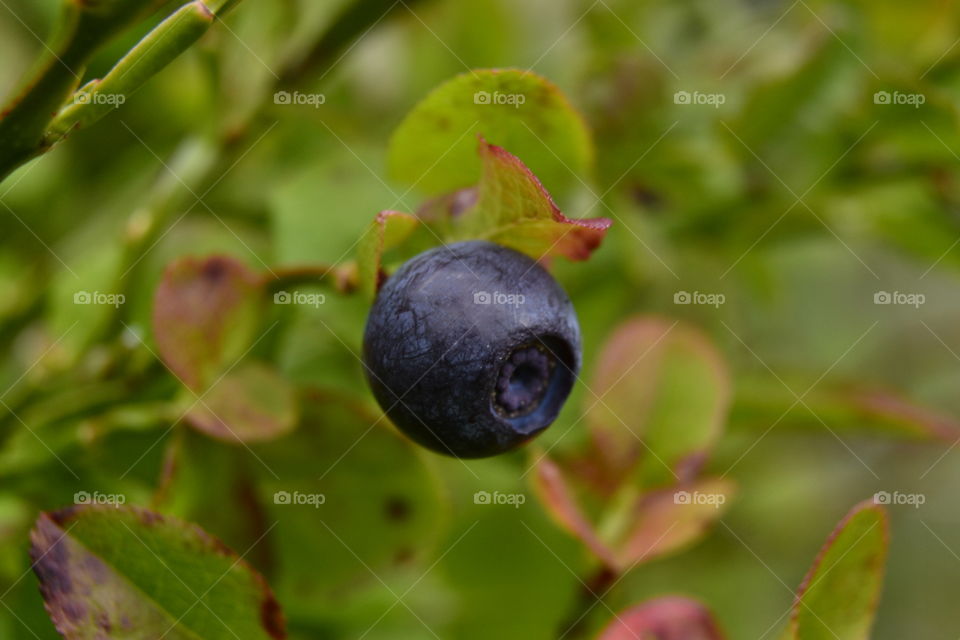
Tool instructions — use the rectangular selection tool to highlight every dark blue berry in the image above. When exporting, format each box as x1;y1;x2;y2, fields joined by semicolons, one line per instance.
362;241;581;458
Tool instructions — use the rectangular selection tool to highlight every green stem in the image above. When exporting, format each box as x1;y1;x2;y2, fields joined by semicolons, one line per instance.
265;263;359;295
45;1;217;144
0;3;90;179
0;0;237;184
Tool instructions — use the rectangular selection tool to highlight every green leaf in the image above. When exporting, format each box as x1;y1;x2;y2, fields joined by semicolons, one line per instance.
786;500;889;640
449;138;611;261
595;596;726;640
153;255;263;391
356;210;420;299
388;69;593;198
253;392;449;622
585;316;731;489
184;362;298;443
30;505;286;640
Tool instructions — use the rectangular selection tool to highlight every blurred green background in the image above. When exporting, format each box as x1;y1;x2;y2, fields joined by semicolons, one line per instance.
1;0;959;638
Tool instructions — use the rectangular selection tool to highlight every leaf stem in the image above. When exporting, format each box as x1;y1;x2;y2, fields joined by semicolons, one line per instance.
264;263;358;295
0;0;237;184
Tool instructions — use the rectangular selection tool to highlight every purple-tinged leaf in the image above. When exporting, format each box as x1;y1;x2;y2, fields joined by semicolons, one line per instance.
30;505;286;640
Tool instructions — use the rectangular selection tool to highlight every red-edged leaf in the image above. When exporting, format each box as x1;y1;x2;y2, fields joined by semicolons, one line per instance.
30;505;285;640
453;138;610;261
596;596;725;640
610;477;735;568
786;500;889;640
184;362;298;443
532;454;618;568
586;316;731;490
153;255;262;390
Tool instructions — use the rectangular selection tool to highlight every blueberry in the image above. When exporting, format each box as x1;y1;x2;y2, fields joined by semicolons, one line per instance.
362;240;581;458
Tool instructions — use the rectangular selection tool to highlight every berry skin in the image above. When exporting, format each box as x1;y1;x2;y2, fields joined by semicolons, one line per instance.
362;241;581;458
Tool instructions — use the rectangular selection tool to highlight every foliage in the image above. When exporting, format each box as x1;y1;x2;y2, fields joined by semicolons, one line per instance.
1;0;959;638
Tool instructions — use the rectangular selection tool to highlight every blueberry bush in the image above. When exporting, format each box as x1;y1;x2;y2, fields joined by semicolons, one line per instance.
0;1;958;638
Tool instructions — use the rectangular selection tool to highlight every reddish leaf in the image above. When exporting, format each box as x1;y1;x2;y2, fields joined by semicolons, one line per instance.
453;138;611;261
596;596;725;640
611;477;735;568
153;255;262;391
532;454;618;568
